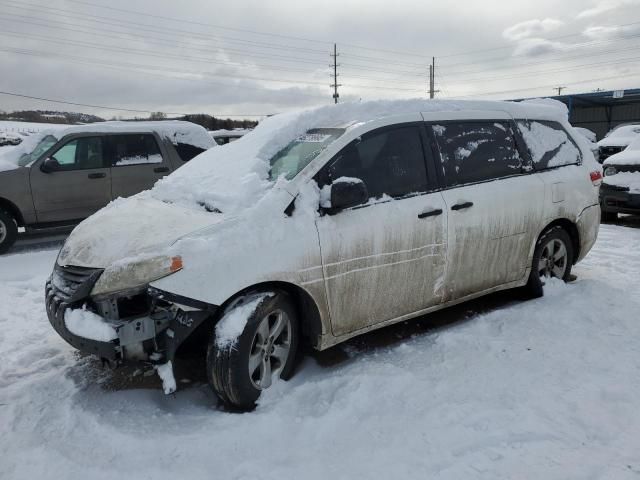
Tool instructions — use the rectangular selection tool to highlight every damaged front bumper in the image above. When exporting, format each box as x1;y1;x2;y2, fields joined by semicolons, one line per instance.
45;264;218;391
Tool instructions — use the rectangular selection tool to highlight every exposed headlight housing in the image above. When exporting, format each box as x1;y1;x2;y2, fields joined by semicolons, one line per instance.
604;166;617;176
91;255;183;297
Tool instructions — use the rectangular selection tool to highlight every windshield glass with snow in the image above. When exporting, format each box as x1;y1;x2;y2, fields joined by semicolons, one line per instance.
269;128;344;180
18;135;57;166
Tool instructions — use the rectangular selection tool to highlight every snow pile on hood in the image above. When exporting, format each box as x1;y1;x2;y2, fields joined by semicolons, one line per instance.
57;196;218;267
603;136;640;166
598;124;640;148
149;98;569;215
603;172;640;193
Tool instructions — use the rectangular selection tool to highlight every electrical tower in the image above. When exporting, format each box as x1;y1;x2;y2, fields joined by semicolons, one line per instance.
429;57;439;99
555;86;566;96
330;43;341;104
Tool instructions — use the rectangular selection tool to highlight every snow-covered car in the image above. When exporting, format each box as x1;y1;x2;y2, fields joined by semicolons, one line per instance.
46;99;601;410
597;124;640;161
0;132;23;146
0;121;215;252
600;135;640;220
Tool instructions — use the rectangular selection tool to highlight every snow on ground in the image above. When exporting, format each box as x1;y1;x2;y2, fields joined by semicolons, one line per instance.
1;224;640;479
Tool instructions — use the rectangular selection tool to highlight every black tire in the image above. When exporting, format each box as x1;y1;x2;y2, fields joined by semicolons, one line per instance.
0;209;18;254
207;290;299;410
601;210;617;222
524;226;574;298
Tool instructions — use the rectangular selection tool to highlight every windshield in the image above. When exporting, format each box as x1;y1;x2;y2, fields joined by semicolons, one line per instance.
269;128;344;180
18;135;58;166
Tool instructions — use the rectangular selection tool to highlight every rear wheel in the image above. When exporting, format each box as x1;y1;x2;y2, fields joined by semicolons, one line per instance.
207;291;299;410
0;209;18;254
524;226;574;298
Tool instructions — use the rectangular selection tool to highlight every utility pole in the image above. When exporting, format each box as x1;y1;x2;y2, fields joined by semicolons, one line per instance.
330;43;341;104
555;86;566;96
429;57;439;99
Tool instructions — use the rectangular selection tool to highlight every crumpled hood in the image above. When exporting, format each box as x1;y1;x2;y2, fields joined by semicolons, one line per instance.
57;195;223;268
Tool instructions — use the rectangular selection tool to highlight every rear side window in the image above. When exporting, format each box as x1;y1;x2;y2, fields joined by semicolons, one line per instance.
110;134;163;166
432;121;522;187
174;143;206;162
317;125;428;200
516;120;581;169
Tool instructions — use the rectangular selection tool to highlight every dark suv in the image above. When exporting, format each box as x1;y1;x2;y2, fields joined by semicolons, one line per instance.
0;121;215;252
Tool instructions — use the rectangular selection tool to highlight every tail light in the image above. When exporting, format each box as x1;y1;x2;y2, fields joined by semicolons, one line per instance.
590;171;603;186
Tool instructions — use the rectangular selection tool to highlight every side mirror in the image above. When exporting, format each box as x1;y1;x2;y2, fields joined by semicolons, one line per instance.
324;177;369;212
40;157;60;173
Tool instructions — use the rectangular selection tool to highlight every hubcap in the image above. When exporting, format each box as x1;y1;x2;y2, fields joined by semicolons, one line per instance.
538;238;568;279
248;309;292;390
0;219;6;244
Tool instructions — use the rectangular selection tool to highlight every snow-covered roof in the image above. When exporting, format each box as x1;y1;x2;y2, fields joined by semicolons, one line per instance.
149;98;571;215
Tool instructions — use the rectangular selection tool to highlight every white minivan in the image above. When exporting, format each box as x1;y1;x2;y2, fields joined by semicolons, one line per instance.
46;99;602;410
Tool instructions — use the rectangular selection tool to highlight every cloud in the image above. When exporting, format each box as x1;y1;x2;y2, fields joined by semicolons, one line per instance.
512;38;568;57
582;23;640;39
503;18;565;41
577;0;640;18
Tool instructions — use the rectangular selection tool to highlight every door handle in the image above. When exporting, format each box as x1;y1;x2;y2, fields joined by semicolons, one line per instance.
87;172;106;179
451;201;474;211
418;208;443;219
154;167;170;173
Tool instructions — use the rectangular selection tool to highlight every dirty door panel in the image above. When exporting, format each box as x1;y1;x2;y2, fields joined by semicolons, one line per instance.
315;123;448;336
431;121;544;300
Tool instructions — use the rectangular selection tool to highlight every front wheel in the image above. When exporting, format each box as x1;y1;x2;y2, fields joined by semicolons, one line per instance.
207;291;299;410
601;210;617;222
0;209;18;254
524;226;574;298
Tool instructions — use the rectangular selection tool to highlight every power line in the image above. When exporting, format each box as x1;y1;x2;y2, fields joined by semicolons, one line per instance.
0;90;270;117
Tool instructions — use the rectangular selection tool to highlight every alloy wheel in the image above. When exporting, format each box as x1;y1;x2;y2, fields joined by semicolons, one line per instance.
248;309;292;389
538;238;568;279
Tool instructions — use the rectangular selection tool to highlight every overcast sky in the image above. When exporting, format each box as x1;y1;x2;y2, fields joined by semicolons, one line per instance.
0;0;639;119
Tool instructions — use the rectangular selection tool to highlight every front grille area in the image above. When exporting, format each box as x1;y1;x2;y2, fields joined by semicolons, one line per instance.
599;146;624;161
45;264;119;359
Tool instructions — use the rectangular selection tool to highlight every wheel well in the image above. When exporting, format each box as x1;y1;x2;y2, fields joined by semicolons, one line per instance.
222;281;324;349
0;197;24;226
540;218;580;263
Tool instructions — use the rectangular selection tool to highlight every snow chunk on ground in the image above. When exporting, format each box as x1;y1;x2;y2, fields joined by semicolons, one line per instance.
64;307;117;342
603;172;640;193
155;361;176;394
215;293;273;348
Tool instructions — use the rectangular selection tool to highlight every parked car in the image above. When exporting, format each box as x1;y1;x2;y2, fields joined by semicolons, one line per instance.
210;128;251;145
0;121;215;253
46;100;601;410
0;132;23;146
597;124;640;161
600;136;640;221
573;127;599;163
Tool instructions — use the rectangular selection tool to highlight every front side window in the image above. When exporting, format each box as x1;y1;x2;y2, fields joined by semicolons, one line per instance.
317;125;428;200
174;143;206;162
432;121;523;187
110;134;163;166
517;120;581;169
269;128;344;180
50;137;104;170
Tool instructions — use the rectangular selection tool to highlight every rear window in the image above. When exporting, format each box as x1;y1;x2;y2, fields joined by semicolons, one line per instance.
432;121;523;187
517;120;581;169
174;143;206;162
